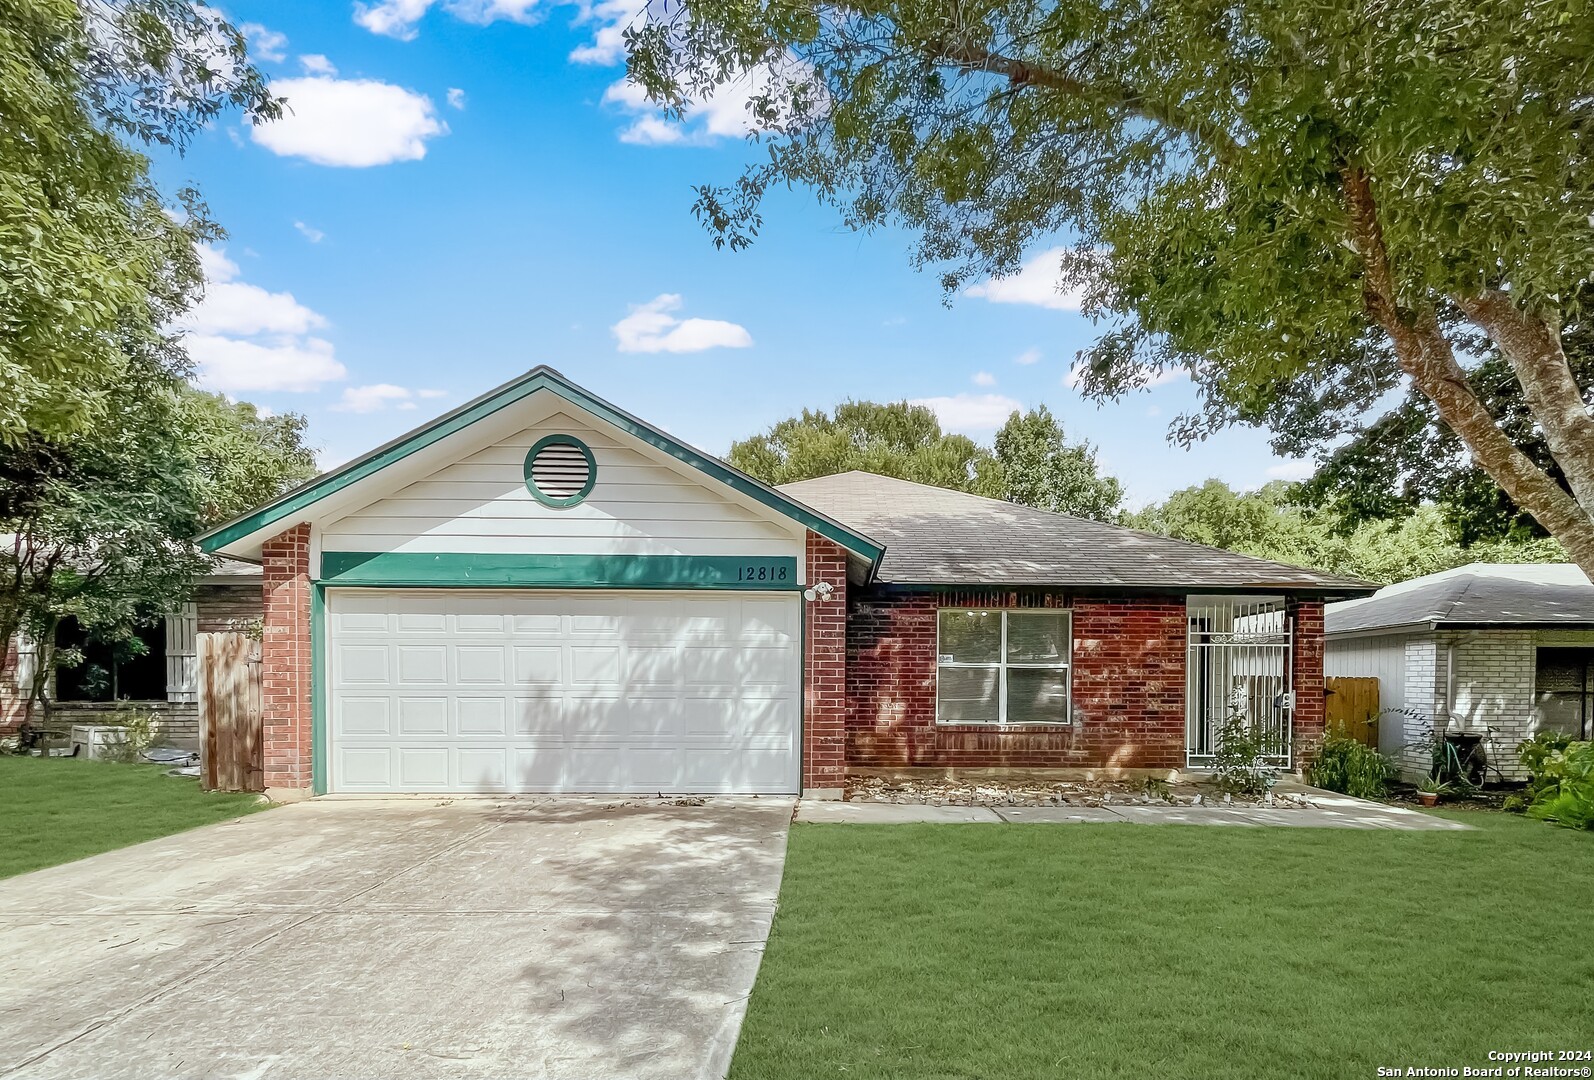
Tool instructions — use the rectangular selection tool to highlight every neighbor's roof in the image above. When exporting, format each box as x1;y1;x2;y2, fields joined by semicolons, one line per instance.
778;472;1375;594
1326;563;1594;636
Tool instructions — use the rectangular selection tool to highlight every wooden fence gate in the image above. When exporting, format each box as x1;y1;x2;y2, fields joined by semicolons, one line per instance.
1325;676;1380;748
199;631;263;792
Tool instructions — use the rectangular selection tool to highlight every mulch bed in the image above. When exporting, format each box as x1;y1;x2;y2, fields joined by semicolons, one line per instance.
844;772;1318;808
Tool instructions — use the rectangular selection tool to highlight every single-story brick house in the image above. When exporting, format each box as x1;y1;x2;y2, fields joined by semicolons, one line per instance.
197;366;1372;798
1326;563;1594;779
0;561;261;746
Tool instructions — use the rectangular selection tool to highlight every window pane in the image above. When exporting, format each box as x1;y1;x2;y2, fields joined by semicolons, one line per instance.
938;610;1001;665
1006;613;1070;665
937;667;1000;724
1006;668;1069;723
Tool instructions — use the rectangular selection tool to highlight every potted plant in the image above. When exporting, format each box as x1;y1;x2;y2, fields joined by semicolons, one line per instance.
1416;776;1451;808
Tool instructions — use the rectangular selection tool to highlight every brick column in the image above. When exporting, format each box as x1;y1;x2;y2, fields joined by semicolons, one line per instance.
1289;598;1326;772
261;523;313;793
802;532;849;796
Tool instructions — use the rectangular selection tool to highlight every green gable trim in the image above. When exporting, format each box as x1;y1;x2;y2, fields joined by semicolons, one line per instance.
198;366;882;566
318;551;802;590
524;433;596;508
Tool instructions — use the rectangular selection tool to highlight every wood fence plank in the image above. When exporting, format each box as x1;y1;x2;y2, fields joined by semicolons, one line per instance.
200;631;264;793
1325;676;1381;748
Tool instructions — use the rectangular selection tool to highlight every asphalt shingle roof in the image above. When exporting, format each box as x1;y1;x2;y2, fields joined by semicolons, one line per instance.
1326;563;1594;635
778;472;1375;593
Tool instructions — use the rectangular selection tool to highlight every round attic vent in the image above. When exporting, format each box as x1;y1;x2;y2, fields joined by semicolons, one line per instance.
524;435;596;507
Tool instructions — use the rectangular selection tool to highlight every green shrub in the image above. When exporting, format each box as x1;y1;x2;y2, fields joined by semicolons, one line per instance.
1212;707;1279;797
1526;741;1594;831
1309;734;1398;799
1518;731;1574;802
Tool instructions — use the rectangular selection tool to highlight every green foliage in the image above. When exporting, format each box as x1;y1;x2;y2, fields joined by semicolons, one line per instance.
729;400;1124;521
0;0;277;443
1131;480;1563;585
979;404;1123;520
1525;742;1594;831
1518;731;1575;803
630;0;1594;566
0;369;317;712
99;708;162;764
728;401;990;491
1211;705;1279;797
1308;735;1397;800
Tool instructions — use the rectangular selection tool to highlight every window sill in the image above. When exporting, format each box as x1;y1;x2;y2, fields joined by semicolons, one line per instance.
934;722;1074;732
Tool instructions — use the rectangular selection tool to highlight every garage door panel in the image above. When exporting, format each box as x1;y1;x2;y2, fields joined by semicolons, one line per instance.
512;646;561;684
337;646;390;684
457;697;509;735
569;646;621;685
397;698;449;735
398;748;450;787
329;590;799;794
455;645;507;684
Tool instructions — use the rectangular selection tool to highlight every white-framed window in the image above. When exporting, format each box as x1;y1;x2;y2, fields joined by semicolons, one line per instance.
936;609;1072;725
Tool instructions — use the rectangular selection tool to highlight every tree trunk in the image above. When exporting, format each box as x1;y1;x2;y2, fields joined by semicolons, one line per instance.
1343;168;1594;580
1456;291;1594;512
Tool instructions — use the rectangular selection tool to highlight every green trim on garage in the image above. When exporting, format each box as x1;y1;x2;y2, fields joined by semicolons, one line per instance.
198;366;882;567
318;552;802;590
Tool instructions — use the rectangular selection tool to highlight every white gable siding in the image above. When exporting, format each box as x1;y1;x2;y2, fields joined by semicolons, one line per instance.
1325;633;1410;757
320;412;802;560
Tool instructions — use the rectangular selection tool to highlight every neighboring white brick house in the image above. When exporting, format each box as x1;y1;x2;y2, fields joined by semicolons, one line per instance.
1327;565;1594;780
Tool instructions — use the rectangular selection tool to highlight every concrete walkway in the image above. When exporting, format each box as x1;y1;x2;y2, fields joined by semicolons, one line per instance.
0;796;794;1080
797;790;1469;830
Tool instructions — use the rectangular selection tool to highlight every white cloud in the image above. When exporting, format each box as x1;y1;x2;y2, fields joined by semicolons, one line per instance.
569;0;633;65
241;22;287;63
612;294;753;354
603;62;809;145
447;87;467;110
1266;459;1315;481
252;76;447;167
299;54;337;76
353;0;542;40
1014;347;1042;365
179;246;346;393
909;393;1023;434
333;383;424;413
186;335;346;393
972;371;996;387
965;247;1086;311
1064;359;1187;390
293;220;325;243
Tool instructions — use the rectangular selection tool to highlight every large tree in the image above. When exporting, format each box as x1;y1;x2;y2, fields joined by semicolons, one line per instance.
729;399;1125;520
728;400;992;489
628;0;1594;572
1;0;277;441
0;370;318;722
1130;480;1563;584
983;404;1122;519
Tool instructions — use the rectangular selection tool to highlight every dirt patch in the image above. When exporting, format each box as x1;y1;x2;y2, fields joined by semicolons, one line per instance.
844;772;1317;808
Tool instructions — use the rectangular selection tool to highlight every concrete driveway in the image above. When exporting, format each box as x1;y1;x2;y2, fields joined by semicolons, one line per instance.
0;797;793;1080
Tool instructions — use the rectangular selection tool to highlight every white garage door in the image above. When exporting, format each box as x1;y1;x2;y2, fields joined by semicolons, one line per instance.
328;590;802;794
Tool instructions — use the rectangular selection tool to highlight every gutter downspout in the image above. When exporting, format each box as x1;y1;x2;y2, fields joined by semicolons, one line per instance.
1444;639;1457;732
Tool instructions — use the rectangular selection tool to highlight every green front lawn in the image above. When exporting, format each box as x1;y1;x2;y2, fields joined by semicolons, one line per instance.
732;815;1594;1080
0;757;267;879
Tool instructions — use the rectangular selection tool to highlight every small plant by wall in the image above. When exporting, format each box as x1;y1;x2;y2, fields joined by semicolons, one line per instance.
1308;733;1398;799
1212;705;1279;797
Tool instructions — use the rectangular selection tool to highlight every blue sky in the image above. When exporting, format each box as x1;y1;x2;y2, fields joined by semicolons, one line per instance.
152;0;1312;507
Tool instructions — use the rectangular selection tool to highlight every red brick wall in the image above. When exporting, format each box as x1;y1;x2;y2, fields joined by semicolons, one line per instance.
1289;598;1326;769
261;524;312;789
802;533;849;789
846;591;1189;770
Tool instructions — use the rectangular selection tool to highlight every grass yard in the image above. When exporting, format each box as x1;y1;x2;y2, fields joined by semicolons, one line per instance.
0;756;267;879
731;815;1594;1080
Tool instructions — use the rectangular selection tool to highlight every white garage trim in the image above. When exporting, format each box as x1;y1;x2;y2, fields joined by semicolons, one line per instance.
320;589;803;795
